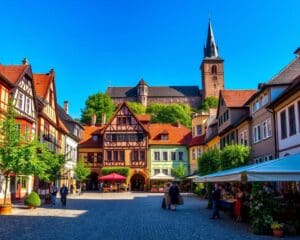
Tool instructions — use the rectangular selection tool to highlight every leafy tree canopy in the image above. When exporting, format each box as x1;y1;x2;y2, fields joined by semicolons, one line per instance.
127;102;146;114
197;148;221;176
74;159;91;182
199;97;218;111
81;92;115;124
146;103;191;128
171;163;186;179
220;144;250;170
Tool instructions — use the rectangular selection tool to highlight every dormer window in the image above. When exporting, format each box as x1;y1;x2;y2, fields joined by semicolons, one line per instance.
161;134;169;140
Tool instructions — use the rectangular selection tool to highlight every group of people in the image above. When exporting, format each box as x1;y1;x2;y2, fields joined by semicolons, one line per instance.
50;183;69;207
210;184;245;221
161;182;181;211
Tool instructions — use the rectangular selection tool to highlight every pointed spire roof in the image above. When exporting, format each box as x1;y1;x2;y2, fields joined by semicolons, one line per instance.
204;20;219;58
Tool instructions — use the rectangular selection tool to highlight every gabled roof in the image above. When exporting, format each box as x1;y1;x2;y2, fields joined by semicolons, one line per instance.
79;125;105;148
268;75;300;109
33;70;54;99
136;114;151;122
149;123;191;145
189;135;206;147
0;72;15;88
0;64;28;84
57;105;84;141
221;90;257;108
106;86;201;98
267;57;300;85
101;102;149;134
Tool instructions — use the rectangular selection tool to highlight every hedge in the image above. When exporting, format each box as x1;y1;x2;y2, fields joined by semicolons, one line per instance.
101;167;130;177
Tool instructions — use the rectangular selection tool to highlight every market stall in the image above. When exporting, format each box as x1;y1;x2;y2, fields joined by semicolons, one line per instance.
150;173;174;192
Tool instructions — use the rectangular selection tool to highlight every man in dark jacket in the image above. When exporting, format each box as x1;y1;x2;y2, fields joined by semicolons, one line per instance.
60;184;69;206
211;184;222;219
169;182;180;211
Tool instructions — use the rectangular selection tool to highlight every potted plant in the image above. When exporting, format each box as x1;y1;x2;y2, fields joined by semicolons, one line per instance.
271;221;284;238
24;192;41;209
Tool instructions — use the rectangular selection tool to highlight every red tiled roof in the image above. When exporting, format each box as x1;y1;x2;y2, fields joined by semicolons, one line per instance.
0;65;28;84
189;135;206;147
149;123;192;145
221;90;257;108
79;125;105;148
136;114;151;122
33;71;54;99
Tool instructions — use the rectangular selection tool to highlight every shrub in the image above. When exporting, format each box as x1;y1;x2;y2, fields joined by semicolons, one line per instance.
24;191;41;207
101;167;130;177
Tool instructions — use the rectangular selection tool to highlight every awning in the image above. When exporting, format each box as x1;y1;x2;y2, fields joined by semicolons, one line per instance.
98;173;126;181
194;153;300;183
150;173;174;180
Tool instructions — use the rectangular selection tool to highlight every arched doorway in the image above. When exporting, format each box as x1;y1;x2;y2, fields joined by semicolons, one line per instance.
130;174;145;191
86;172;99;190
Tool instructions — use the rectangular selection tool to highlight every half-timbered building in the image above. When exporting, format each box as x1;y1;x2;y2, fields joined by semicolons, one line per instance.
102;102;149;191
0;59;38;200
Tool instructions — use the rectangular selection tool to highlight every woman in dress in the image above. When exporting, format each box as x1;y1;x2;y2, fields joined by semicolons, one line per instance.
235;186;244;222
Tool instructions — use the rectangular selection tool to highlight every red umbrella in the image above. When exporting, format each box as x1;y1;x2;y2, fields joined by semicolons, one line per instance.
98;173;126;181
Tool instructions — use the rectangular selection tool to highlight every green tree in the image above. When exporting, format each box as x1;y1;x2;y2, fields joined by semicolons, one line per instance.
171;163;186;179
127;102;146;114
146;103;191;128
101;167;130;177
197;148;221;208
220;144;250;170
199;97;218;111
81;92;115;124
198;148;221;176
74;159;91;189
0;102;48;205
38;148;66;183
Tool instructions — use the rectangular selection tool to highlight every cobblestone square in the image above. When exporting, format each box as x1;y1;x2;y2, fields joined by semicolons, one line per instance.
0;192;299;240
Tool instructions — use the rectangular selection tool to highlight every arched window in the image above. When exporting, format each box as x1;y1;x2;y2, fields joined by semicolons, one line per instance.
211;65;217;75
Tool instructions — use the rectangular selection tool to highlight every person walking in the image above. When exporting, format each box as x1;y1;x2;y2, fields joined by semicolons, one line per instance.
50;183;58;206
169;181;180;211
60;184;69;206
210;184;222;219
162;182;171;210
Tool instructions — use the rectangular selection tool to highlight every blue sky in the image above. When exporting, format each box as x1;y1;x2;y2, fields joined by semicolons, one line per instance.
0;1;299;118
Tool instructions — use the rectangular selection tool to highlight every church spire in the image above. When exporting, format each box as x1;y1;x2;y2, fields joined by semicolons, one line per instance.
204;20;219;58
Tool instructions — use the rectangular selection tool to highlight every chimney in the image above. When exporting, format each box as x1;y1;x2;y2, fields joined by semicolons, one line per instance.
64;101;69;114
294;47;300;58
101;113;106;125
91;114;97;126
22;58;29;65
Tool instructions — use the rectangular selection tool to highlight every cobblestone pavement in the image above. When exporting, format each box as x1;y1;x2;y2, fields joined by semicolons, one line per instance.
0;192;299;240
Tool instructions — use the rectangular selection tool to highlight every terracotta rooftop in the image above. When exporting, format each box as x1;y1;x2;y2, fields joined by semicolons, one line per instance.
189;135;206;147
0;64;28;84
136;114;151;122
33;71;54;99
149;123;191;145
221;90;257;108
79;125;105;148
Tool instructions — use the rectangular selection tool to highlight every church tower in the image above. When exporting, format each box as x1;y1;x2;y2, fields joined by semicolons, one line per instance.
201;20;224;99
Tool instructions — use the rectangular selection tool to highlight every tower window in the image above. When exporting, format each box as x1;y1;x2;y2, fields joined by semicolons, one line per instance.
211;65;217;75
